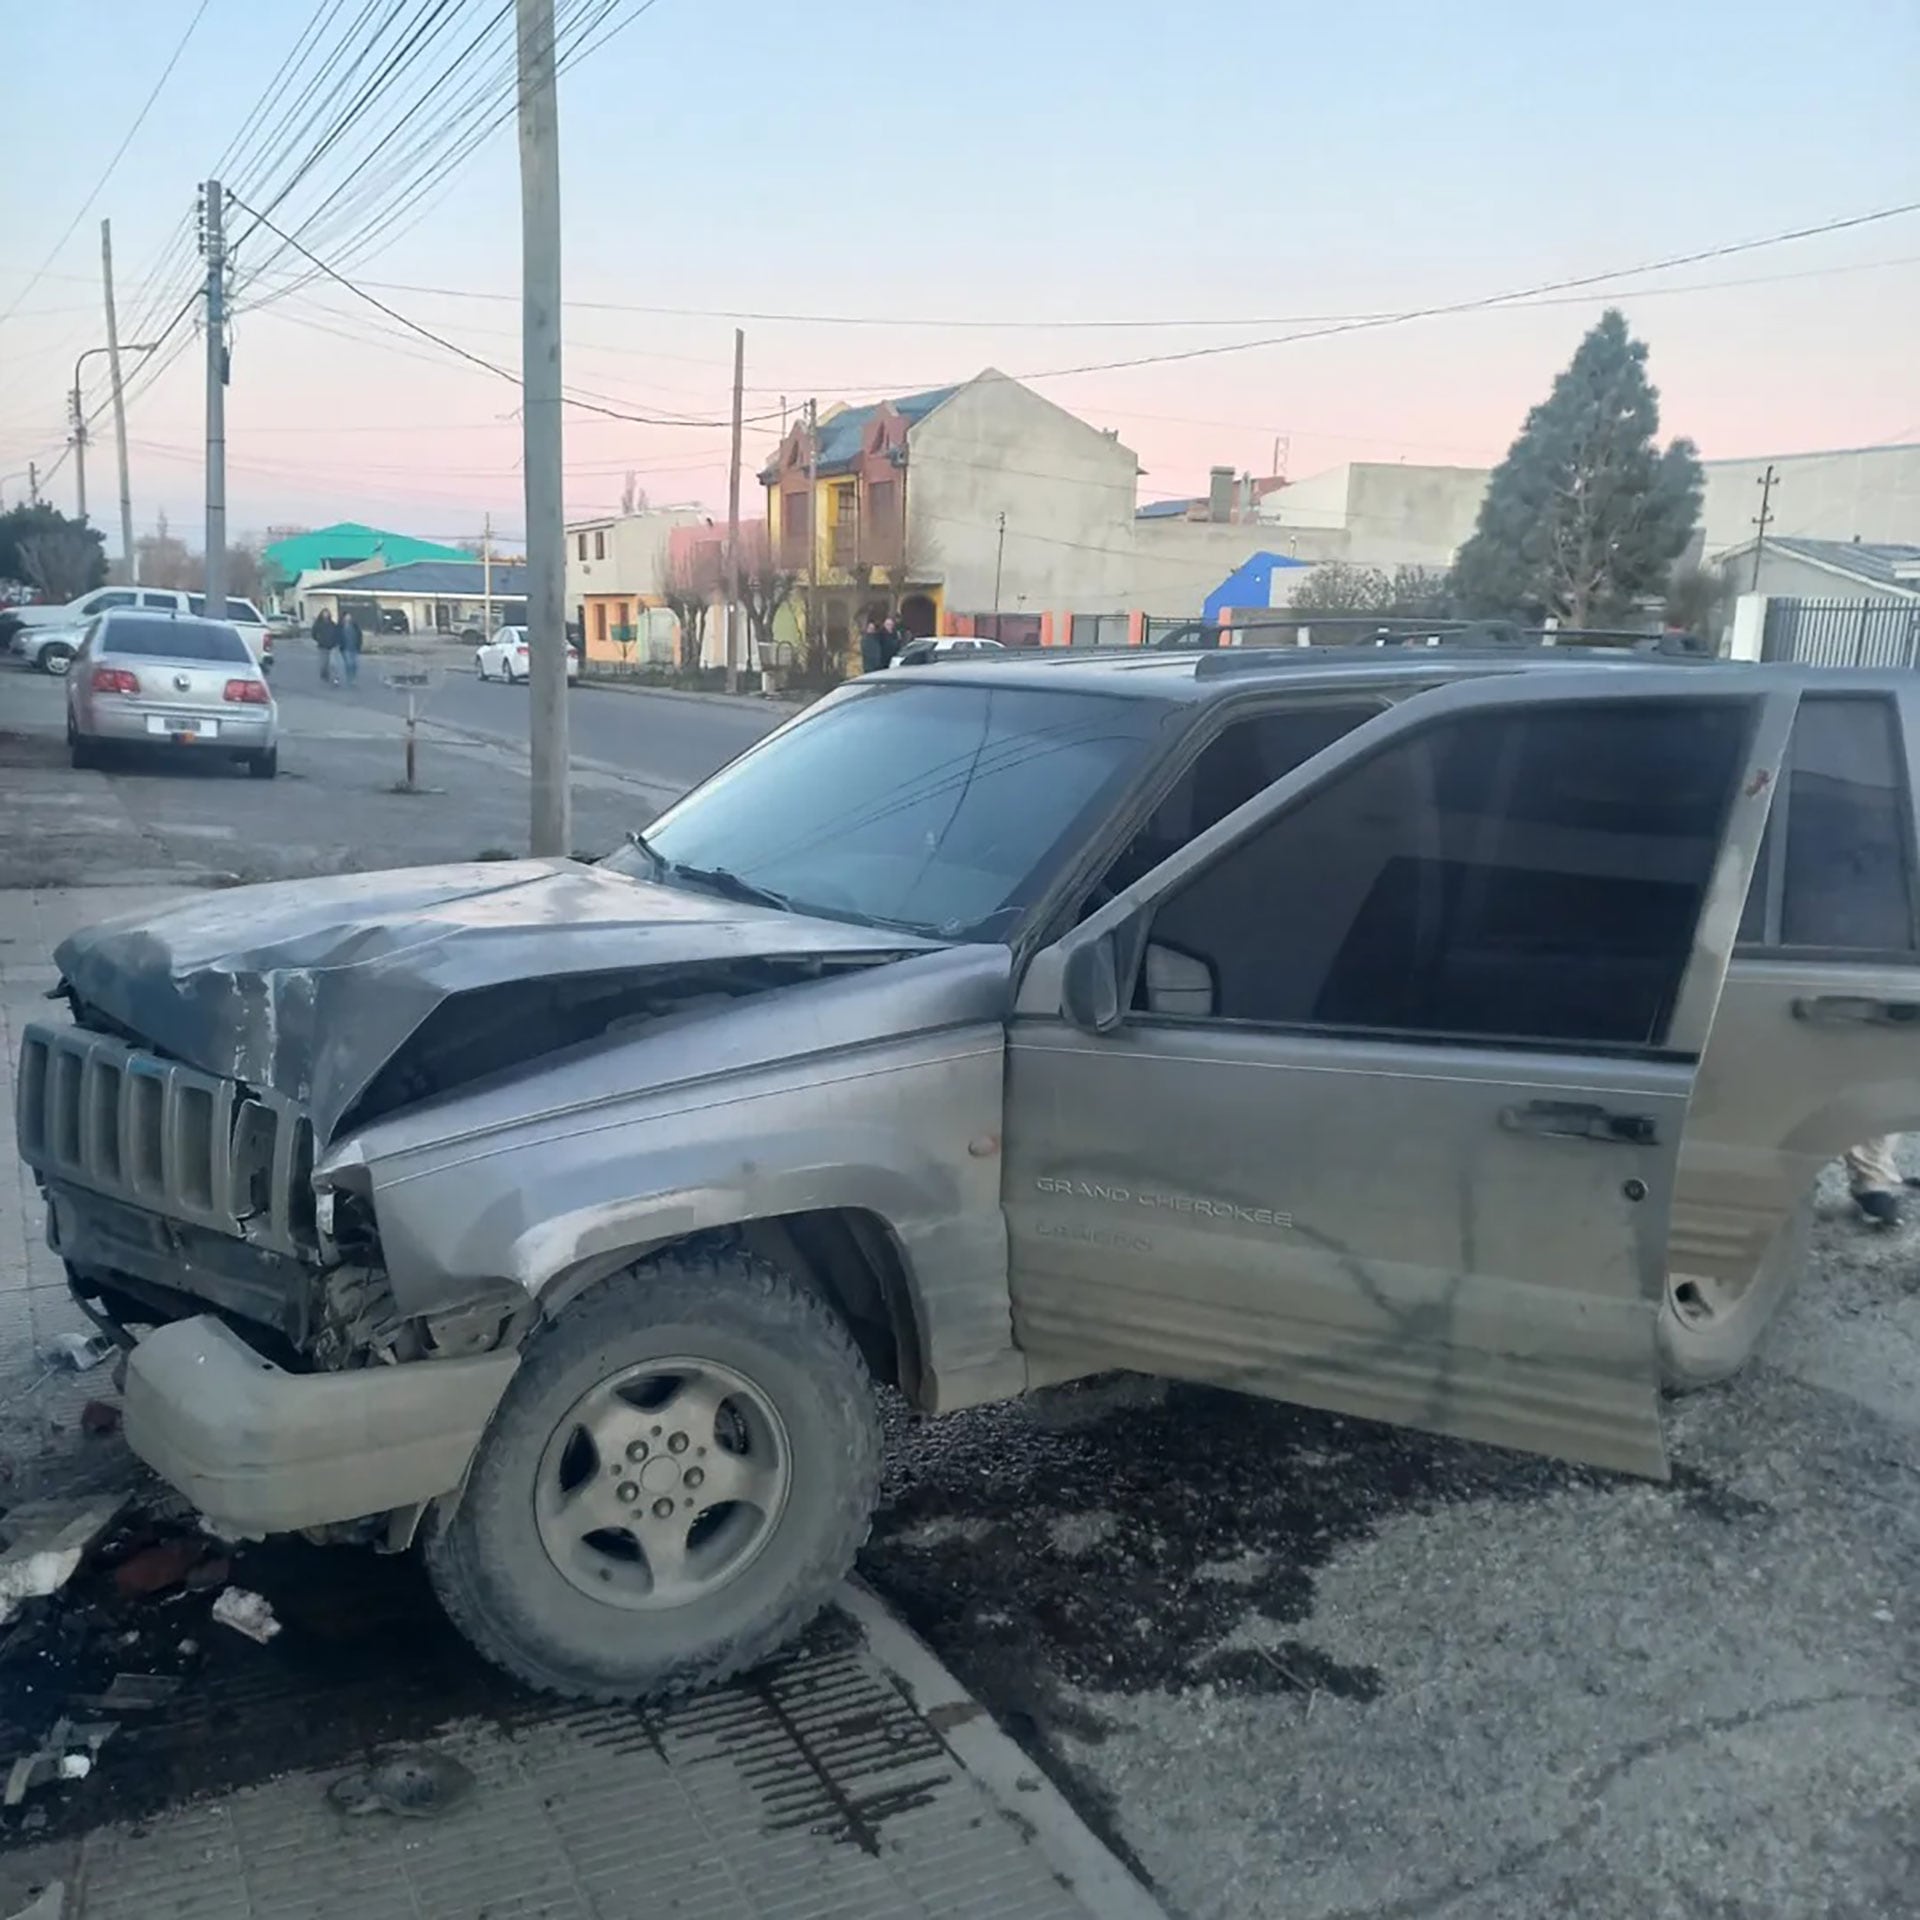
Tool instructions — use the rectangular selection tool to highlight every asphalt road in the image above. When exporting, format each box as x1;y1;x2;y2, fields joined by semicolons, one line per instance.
292;653;788;797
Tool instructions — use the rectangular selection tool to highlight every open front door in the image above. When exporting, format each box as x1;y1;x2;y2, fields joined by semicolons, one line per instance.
1004;670;1797;1478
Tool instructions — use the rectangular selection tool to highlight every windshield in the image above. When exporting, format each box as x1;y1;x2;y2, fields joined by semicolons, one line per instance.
618;681;1166;941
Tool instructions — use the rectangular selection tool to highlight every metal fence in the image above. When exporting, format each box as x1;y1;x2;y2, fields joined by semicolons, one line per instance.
1761;597;1920;668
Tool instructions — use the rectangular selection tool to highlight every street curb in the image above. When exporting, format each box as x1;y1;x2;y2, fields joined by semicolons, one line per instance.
839;1580;1170;1920
574;674;808;716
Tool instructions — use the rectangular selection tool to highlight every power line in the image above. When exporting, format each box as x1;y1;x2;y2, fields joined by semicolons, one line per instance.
0;0;214;331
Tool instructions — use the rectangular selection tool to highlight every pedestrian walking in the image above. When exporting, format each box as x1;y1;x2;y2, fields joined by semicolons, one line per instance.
1845;1135;1909;1226
859;613;887;675
312;608;339;685
337;609;363;687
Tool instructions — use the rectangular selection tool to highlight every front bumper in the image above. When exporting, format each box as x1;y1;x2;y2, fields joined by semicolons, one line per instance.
124;1315;517;1536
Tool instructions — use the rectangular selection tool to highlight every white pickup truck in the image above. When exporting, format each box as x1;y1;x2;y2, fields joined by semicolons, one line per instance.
5;586;273;676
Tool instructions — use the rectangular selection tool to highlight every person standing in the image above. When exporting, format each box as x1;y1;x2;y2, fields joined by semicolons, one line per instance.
879;612;904;667
1846;1136;1907;1226
312;607;339;685
859;613;887;675
337;608;363;687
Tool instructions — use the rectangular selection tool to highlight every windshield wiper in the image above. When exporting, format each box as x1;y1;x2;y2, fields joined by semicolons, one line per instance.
665;862;793;912
623;827;667;873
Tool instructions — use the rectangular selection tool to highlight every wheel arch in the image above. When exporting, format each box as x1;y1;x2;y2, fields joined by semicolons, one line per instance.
534;1206;932;1408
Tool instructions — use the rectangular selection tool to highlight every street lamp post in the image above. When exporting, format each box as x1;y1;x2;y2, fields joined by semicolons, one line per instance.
70;342;155;524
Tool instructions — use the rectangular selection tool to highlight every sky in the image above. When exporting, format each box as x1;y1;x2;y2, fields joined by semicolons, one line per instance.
1;0;1916;560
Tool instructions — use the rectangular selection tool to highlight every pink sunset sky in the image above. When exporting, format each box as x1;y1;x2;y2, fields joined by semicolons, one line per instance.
3;0;1916;557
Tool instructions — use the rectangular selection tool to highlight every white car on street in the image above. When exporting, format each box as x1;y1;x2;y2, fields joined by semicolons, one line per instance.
889;635;1007;669
475;625;579;684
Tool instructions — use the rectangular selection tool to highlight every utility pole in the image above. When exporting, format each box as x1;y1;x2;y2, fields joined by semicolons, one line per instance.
725;326;744;694
27;462;39;507
200;179;228;619
993;510;1007;612
68;381;87;523
804;397;818;669
102;221;137;585
1751;464;1778;593
482;511;495;633
517;0;569;857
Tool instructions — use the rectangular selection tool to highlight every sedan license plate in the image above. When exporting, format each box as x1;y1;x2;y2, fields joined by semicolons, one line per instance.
147;716;216;740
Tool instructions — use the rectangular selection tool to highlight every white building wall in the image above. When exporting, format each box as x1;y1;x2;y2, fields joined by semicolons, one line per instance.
1256;461;1490;569
1699;445;1920;560
1129;522;1347;616
904;372;1139;613
563;509;704;620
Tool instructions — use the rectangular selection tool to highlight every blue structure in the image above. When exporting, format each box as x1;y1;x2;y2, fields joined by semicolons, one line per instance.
1202;551;1311;625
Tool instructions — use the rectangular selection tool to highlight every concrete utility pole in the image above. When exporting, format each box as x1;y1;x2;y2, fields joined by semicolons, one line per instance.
725;327;744;693
201;179;228;619
804;396;818;663
1751;464;1778;593
102;221;138;586
517;0;569;857
482;510;495;633
28;462;40;506
993;510;1007;612
68;378;87;522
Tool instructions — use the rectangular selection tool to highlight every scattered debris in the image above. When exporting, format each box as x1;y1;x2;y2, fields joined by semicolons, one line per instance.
56;1755;90;1783
79;1400;122;1437
0;1496;125;1626
3;1719;114;1806
41;1333;113;1374
184;1555;231;1593
112;1537;209;1599
76;1673;182;1713
326;1748;477;1821
211;1587;281;1645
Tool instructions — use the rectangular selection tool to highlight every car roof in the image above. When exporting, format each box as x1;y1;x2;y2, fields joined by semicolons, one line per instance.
885;644;1903;703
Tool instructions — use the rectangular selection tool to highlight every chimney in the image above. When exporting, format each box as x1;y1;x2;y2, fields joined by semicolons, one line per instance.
1207;466;1234;523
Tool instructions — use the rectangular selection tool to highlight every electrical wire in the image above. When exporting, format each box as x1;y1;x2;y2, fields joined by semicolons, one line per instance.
0;0;215;331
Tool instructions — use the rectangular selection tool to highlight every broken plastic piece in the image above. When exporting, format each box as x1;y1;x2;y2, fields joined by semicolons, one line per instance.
43;1333;113;1373
0;1496;125;1626
56;1755;90;1782
210;1586;281;1644
326;1748;476;1821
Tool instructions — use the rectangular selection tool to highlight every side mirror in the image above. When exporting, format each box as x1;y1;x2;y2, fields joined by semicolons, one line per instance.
1143;943;1215;1018
1061;933;1124;1035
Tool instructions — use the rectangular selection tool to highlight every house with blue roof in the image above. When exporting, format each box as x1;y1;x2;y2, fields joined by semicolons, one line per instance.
760;369;1140;665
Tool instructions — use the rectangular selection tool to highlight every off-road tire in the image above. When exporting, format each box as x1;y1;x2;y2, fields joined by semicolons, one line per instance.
1657;1192;1811;1392
423;1247;881;1699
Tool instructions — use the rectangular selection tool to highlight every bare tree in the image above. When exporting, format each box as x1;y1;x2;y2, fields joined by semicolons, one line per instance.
659;537;722;673
736;524;796;672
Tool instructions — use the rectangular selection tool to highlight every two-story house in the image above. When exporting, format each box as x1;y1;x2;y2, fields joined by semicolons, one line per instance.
761;369;1140;667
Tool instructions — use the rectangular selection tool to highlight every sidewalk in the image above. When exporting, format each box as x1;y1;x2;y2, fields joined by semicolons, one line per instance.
0;876;1164;1920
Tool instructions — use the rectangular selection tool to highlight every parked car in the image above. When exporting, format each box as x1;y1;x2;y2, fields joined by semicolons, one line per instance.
3;585;195;650
63;609;278;777
890;635;1007;668
475;624;579;684
18;641;1913;1700
15;622;89;676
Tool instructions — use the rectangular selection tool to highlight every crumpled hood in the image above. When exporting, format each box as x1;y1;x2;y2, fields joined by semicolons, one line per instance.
55;859;937;1141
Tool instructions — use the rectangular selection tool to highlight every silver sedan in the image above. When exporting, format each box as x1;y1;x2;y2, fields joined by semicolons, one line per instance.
66;610;280;778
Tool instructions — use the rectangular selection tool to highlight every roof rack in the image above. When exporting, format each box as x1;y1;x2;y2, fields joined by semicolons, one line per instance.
1189;625;1715;676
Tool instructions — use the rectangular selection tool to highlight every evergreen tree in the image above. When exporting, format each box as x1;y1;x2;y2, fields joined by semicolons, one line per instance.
1452;310;1701;625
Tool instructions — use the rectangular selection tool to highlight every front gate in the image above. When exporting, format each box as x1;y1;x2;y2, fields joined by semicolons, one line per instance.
1761;597;1920;668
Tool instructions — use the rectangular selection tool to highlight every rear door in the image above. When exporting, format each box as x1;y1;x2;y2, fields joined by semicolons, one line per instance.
1673;684;1920;1324
1004;671;1797;1478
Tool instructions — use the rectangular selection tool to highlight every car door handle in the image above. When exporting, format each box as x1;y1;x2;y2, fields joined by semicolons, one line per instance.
1500;1099;1659;1146
1791;995;1920;1028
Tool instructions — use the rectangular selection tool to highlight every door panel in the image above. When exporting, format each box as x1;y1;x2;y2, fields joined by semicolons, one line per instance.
1006;671;1801;1478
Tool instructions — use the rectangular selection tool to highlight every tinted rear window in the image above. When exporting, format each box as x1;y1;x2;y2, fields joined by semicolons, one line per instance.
101;617;253;663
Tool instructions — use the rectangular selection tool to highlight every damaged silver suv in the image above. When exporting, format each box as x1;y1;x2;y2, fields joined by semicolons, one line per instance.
18;642;1920;1696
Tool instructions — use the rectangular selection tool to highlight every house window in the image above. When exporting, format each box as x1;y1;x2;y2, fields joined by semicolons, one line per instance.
594;530;606;560
577;533;588;561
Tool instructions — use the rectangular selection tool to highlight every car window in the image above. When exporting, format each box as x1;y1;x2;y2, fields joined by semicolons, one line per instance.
1738;694;1914;951
89;591;136;612
1094;703;1379;900
100;617;254;663
627;684;1167;940
144;592;181;609
1145;698;1750;1050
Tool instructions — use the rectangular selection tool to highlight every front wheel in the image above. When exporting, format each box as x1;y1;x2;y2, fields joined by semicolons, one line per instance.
40;642;75;677
424;1248;880;1700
